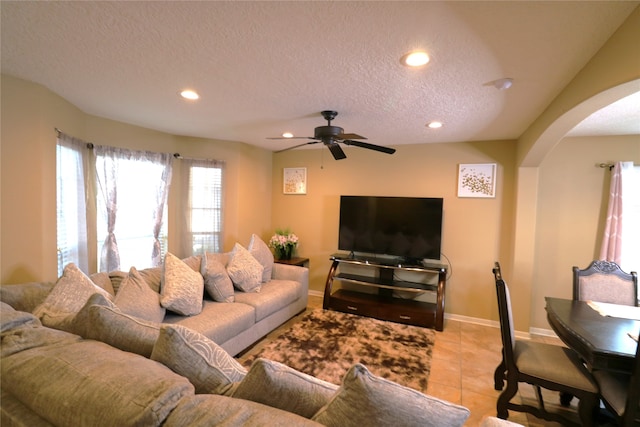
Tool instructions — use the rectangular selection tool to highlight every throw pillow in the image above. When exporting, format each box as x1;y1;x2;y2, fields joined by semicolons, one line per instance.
226;243;263;293
248;234;274;283
32;263;113;328
160;252;204;316
89;272;115;296
77;293;161;358
312;364;470;427
232;358;338;418
151;324;247;395
201;252;235;303
114;267;165;323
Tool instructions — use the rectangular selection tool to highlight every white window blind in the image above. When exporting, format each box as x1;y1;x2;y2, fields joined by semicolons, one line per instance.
181;159;224;256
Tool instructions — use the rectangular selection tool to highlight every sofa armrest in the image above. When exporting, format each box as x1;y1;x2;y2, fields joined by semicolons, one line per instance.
0;283;54;313
272;264;309;291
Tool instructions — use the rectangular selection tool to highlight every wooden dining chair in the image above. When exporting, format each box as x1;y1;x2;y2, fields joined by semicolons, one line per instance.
573;260;638;306
492;262;600;426
592;330;640;427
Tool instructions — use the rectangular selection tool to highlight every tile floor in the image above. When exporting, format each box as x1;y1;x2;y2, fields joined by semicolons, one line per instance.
303;295;586;427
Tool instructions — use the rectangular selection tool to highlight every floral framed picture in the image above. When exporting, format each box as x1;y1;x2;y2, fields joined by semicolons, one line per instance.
283;167;307;194
457;163;497;198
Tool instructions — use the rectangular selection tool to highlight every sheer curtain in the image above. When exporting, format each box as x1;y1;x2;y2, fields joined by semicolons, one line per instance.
56;132;91;275
94;146;173;272
600;161;638;272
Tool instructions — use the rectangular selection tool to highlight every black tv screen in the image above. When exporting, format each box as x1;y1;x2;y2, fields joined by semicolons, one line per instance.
338;196;443;262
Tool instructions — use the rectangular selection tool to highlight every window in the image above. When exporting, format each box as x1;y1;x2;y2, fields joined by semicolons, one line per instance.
57;132;225;274
181;159;225;256
56;135;89;276
620;165;640;275
95;147;172;272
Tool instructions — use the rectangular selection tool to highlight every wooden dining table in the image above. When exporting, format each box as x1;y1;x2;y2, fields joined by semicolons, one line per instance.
545;297;639;374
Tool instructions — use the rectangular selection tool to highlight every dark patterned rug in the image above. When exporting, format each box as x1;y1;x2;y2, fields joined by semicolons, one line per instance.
238;309;435;392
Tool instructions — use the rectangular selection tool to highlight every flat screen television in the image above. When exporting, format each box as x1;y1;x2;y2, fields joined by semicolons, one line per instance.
338;195;443;263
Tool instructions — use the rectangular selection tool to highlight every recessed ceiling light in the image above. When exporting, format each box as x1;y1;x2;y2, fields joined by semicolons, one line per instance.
427;121;443;129
180;89;199;100
282;132;294;138
401;51;430;67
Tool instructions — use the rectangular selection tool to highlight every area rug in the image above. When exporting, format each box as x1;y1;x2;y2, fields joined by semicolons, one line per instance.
238;309;435;392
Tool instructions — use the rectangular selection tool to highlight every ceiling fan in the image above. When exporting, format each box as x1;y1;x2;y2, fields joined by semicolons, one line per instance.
268;110;396;160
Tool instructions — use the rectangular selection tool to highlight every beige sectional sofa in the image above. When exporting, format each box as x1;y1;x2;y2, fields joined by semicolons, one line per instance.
0;245;523;426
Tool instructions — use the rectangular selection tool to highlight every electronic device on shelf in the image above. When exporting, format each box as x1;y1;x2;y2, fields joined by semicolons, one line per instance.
337;195;443;264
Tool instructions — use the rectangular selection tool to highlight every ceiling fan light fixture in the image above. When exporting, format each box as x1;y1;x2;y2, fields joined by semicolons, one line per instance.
493;78;514;90
180;89;199;100
427;121;443;129
282;132;294;138
401;51;430;67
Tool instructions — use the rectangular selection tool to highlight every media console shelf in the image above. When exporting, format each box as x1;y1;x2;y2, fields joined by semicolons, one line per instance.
323;253;447;331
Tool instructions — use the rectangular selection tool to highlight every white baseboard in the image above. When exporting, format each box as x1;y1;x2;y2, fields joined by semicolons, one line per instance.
308;290;324;298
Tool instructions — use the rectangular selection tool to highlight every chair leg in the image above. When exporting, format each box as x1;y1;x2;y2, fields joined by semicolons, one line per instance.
576;393;598;427
494;357;506;391
559;392;574;407
497;375;519;419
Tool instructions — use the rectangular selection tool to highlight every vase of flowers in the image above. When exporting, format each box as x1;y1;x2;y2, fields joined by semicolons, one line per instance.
269;229;299;260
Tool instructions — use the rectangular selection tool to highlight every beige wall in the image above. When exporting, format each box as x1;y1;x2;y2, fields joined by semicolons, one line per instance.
272;140;516;322
1;74;272;284
531;135;640;329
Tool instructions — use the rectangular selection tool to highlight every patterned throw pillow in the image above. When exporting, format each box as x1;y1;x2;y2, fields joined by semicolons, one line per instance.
114;267;165;323
151;324;247;395
32;263;113;328
160;252;204;316
248;234;274;283
226;243;263;293
312;364;470;427
201;252;235;303
232;358;338;418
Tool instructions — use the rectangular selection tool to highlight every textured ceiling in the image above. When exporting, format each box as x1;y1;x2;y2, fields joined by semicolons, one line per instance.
1;1;638;152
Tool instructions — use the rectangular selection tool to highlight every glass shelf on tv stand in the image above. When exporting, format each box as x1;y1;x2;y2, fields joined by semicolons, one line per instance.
324;253;448;331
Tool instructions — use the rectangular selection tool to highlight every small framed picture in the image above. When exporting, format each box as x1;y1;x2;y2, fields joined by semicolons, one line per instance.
457;163;497;198
283;167;307;194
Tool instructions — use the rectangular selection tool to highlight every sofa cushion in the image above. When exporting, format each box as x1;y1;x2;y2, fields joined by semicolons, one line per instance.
32;263;113;328
163;394;324;427
163;300;255;345
312;364;470;427
227;243;263;293
151;324;247;395
114;267;165;322
248;234;274;283
234;279;301;322
232;358;338;418
1;339;194;427
201;252;235;303
160;252;204;316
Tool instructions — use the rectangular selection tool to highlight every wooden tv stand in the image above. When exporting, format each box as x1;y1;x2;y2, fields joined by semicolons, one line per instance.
323;254;447;331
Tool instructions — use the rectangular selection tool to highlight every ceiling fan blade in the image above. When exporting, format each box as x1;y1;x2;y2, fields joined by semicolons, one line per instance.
267;136;313;140
343;140;396;155
338;133;367;140
327;142;347;160
275;141;320;153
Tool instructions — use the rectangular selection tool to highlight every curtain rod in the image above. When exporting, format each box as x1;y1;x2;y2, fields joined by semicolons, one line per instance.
598;162;637;171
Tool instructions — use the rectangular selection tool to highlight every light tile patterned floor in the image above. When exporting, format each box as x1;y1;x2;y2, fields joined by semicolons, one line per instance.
303;295;585;426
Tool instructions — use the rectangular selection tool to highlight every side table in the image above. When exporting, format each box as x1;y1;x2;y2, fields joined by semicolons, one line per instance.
274;257;309;268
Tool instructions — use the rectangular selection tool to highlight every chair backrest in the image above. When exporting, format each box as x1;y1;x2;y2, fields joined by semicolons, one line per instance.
573;260;638;306
493;262;516;370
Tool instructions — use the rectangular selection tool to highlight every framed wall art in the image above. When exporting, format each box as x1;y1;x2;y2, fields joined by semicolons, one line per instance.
457;163;497;198
283;167;307;194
